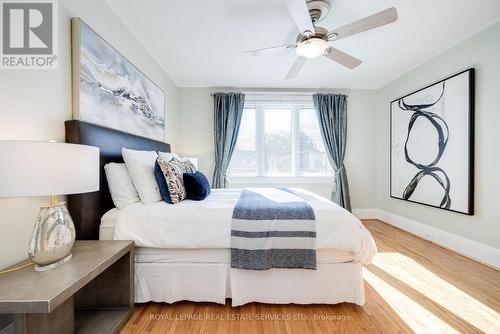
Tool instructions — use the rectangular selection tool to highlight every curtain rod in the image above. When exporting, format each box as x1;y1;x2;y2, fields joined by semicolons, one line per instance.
243;91;314;95
210;91;344;96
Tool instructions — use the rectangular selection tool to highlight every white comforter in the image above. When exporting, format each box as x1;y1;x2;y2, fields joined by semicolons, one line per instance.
113;188;377;264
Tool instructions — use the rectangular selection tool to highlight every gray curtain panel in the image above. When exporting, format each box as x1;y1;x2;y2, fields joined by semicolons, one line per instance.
212;92;245;188
312;93;351;211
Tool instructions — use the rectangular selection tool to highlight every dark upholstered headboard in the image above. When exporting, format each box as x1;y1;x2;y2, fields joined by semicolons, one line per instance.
65;120;171;239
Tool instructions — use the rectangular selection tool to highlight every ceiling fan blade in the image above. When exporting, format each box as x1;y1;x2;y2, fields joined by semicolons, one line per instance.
285;0;315;35
323;47;362;69
245;44;295;57
285;57;306;80
329;7;398;41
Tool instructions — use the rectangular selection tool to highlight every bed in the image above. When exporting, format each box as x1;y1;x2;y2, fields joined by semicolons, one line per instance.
65;120;377;307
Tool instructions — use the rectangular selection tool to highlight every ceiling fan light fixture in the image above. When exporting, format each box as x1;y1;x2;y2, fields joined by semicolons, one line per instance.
296;38;328;58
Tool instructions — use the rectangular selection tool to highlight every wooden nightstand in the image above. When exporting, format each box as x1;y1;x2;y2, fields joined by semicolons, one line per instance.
0;240;134;334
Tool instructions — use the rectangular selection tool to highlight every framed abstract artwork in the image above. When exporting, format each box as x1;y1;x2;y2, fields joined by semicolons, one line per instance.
71;18;165;141
390;69;474;215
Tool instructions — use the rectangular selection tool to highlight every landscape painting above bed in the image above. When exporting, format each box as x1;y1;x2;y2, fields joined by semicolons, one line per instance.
71;18;165;141
390;69;474;215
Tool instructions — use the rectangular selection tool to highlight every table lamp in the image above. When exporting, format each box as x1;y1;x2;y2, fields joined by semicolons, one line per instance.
0;141;99;271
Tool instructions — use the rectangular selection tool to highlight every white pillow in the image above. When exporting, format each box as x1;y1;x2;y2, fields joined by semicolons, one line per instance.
158;151;180;162
104;163;140;209
121;148;161;204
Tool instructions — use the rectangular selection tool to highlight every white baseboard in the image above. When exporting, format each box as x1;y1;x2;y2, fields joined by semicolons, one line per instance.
353;208;500;270
352;209;378;220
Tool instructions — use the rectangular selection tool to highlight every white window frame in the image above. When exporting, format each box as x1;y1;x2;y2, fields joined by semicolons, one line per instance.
228;99;333;183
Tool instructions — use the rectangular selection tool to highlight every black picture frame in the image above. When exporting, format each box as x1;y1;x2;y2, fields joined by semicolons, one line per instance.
389;68;475;215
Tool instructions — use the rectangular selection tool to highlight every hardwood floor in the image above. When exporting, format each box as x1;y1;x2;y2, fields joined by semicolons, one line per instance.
119;220;500;333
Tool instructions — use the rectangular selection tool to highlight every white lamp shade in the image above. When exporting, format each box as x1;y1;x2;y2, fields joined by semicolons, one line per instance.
296;38;328;59
0;141;99;197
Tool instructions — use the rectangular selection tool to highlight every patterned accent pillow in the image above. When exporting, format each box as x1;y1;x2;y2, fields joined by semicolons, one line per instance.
156;158;186;204
156;158;198;204
169;157;197;174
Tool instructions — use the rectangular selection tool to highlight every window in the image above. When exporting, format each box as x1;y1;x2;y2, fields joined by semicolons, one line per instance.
264;108;292;174
299;108;330;175
228;108;257;175
229;99;332;178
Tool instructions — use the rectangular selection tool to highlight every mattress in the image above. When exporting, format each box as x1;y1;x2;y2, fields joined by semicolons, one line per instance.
101;205;364;264
106;188;377;265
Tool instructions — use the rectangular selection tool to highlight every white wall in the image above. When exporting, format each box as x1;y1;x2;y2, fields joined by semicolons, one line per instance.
345;90;378;209
0;0;180;269
376;21;500;249
176;88;378;208
176;88;214;178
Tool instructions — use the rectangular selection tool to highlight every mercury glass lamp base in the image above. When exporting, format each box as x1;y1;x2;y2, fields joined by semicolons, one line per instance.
29;201;76;271
34;253;73;272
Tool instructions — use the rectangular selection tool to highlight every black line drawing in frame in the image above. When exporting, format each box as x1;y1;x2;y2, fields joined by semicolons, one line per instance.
390;69;474;215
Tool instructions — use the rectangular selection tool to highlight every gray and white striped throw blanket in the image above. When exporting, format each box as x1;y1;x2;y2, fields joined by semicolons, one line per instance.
231;188;316;270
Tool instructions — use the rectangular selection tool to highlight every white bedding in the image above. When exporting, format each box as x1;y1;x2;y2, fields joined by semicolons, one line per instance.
111;188;377;265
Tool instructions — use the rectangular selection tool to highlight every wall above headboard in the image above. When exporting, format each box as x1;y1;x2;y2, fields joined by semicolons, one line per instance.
65;120;170;239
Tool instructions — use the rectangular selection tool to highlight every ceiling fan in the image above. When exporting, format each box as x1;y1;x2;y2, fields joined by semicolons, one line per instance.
245;0;398;79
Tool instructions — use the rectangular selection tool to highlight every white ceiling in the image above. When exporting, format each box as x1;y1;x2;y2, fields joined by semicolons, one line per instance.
106;0;500;89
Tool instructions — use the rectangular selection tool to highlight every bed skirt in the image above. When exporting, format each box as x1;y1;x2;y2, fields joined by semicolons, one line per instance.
135;261;365;306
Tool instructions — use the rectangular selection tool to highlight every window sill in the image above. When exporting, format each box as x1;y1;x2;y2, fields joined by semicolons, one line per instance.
227;176;333;184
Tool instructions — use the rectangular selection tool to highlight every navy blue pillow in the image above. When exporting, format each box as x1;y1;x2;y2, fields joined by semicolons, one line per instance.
154;161;173;204
183;171;211;201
